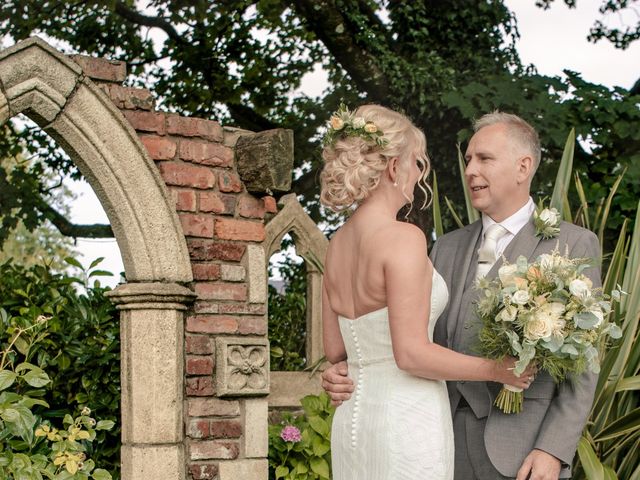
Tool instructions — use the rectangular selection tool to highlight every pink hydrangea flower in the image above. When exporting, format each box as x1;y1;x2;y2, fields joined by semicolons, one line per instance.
280;425;302;442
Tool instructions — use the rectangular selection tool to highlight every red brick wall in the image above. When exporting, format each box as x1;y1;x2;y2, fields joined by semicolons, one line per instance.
86;57;278;479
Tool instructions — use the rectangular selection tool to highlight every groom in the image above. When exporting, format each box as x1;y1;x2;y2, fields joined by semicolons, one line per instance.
321;112;600;479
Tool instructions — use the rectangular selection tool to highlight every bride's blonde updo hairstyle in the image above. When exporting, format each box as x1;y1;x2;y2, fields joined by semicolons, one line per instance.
320;104;431;212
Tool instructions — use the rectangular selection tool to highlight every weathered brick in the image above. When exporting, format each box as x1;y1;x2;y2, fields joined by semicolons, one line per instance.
105;84;154;110
209;420;242;439
195;283;247;301
220;264;245;282
194;302;219;314
167;115;223;142
140;135;176;160
187;240;246;262
187;355;214;376
179;140;233;167
237;316;267;335
188;419;210;439
189;441;239;460
218;171;243;193
189;463;218;480
123;110;165;134
215;218;265;242
199;191;236;215
237;195;265;219
159;163;216;189
263;195;277;213
71;54;126;82
186;376;215;396
186;315;239;334
172;189;197;212
217;303;266;315
186;335;215;354
191;263;221;281
188;397;240;417
180;213;214;238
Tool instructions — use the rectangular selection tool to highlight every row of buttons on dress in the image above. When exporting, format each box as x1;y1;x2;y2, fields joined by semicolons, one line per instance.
349;321;363;448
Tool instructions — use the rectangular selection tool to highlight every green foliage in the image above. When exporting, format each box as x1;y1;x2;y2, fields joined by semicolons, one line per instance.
268;393;335;480
268;257;307;371
0;308;114;479
0;259;120;478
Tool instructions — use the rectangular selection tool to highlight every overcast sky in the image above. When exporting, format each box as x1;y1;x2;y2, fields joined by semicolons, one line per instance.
66;1;640;286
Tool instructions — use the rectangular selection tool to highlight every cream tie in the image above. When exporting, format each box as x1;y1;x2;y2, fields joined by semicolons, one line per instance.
476;224;509;279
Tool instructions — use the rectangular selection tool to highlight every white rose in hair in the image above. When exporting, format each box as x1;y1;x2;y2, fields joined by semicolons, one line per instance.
352;117;366;129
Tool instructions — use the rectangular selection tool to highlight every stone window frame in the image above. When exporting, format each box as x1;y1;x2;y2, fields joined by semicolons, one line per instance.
0;38;195;480
263;194;328;407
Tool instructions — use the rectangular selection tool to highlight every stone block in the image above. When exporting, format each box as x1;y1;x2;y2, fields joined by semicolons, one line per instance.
188;397;240;417
215;218;265;242
235;129;294;194
120;308;183;443
121;445;184;480
187;239;246;262
158;162;216;189
215;336;269;397
269;371;324;408
246;245;267;303
217;459;268;480
220;264;245;282
70;54;126;82
243;398;268;457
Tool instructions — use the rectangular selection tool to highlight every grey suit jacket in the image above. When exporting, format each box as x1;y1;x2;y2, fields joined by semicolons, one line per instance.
431;218;600;478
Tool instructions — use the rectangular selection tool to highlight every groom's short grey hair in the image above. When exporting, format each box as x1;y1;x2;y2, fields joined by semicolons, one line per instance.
474;111;541;173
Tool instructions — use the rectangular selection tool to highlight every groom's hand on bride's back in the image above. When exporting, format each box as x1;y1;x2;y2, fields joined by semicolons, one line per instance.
321;360;354;406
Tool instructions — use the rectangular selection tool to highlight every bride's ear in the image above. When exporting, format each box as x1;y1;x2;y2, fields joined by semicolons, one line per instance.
387;156;399;186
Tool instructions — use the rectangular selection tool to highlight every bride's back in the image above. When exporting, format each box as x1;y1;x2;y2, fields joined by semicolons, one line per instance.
324;211;399;319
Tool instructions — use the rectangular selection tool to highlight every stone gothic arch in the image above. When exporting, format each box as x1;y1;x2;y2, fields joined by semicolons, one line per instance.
264;194;328;406
0;37;195;479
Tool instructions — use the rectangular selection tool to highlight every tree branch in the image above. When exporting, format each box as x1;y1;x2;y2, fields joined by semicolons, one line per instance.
112;1;187;46
43;205;114;238
286;0;391;103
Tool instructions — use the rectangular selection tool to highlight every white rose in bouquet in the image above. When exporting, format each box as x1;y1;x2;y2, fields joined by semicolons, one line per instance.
498;305;518;322
569;278;590;299
512;290;530;305
525;310;555;340
498;264;519;287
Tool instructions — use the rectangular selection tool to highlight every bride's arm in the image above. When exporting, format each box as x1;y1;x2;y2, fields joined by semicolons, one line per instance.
322;278;347;364
385;224;532;388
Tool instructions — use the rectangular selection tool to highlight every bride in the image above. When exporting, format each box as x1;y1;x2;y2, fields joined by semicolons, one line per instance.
320;104;534;479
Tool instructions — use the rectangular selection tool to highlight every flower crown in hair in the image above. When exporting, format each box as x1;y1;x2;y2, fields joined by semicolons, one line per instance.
322;103;388;148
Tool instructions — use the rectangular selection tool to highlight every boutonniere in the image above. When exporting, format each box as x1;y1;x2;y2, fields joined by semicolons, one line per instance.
533;203;561;239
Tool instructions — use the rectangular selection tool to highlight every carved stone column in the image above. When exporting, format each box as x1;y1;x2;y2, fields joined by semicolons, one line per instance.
106;282;196;480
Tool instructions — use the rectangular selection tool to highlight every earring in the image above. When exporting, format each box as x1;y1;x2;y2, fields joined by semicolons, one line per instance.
393;182;398;187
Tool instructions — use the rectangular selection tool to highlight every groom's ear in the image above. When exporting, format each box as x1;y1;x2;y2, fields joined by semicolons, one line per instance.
516;155;534;185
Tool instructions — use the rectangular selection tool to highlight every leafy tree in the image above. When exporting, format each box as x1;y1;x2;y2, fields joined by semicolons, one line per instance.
0;0;637;242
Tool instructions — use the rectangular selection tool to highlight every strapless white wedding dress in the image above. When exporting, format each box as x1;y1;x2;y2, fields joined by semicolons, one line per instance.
331;269;454;479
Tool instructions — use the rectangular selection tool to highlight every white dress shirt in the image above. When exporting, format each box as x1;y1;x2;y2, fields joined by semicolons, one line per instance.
480;197;535;259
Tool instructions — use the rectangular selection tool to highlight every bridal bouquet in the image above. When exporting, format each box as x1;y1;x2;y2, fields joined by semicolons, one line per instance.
476;249;622;414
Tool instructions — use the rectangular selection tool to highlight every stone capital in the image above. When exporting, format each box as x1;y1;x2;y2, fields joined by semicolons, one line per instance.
106;282;196;310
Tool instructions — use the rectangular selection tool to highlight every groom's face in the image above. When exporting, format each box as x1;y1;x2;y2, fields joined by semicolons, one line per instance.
464;123;527;221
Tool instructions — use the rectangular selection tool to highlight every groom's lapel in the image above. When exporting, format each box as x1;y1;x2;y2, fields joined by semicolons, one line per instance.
485;217;541;280
447;220;483;343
